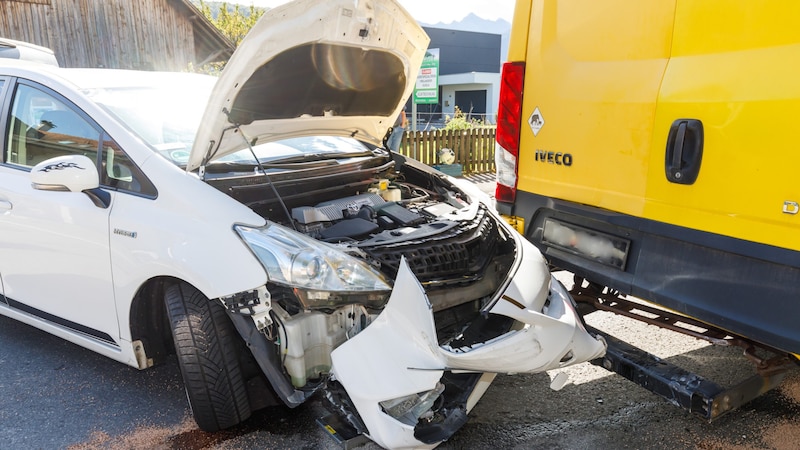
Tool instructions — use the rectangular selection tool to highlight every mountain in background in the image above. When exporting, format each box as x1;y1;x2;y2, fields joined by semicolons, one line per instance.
422;13;510;35
421;13;511;62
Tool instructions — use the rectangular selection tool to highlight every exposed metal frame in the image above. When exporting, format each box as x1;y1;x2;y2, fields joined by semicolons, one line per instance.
571;279;798;421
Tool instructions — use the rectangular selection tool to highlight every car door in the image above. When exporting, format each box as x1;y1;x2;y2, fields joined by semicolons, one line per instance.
645;0;800;252
0;77;5;308
0;78;119;347
515;0;677;216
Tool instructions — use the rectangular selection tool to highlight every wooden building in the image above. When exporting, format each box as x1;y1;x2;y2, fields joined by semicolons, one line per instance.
0;0;234;70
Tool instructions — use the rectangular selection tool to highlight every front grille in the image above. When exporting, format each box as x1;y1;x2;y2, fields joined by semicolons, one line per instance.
362;205;505;282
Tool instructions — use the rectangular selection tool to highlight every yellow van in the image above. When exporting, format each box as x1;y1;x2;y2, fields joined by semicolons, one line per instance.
496;0;800;365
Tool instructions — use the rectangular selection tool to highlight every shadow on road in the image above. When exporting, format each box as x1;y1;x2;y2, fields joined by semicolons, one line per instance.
2;307;798;450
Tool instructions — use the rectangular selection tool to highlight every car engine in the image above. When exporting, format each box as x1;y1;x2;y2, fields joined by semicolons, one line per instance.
207;155;516;336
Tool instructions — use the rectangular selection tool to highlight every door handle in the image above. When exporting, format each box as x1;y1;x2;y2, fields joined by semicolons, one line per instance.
665;119;703;185
0;199;11;211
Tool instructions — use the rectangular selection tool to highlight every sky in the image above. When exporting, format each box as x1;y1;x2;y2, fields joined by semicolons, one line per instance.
239;0;516;24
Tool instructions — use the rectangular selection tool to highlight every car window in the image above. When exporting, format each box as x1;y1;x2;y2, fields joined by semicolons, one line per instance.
5;84;100;168
4;82;156;197
100;136;157;197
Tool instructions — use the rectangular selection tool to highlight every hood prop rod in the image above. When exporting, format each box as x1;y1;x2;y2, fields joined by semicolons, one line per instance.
232;122;297;231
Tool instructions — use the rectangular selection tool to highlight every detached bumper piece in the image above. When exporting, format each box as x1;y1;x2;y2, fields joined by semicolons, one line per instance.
328;256;606;449
589;327;796;421
319;374;478;449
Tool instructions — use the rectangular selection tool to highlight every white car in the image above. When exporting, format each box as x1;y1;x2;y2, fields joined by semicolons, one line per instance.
0;0;605;448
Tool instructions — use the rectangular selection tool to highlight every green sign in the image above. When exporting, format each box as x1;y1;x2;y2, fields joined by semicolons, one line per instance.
414;48;439;104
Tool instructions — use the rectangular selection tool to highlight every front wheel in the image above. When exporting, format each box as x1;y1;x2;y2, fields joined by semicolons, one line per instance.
165;282;252;431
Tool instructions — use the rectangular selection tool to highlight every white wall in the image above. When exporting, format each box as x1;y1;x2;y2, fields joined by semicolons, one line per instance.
438;72;500;124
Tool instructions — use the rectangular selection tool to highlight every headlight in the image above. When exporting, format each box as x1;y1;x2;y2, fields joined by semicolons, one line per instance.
235;223;391;309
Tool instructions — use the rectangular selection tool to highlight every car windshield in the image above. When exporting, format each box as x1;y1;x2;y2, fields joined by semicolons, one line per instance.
84;75;214;165
211;136;374;167
85;75;372;167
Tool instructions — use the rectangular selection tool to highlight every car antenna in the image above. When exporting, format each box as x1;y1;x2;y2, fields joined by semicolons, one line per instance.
229;121;298;232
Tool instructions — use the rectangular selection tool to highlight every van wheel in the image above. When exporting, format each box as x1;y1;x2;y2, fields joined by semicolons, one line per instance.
165;282;252;431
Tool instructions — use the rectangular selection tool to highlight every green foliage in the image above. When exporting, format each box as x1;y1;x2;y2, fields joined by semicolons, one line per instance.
443;106;487;130
186;61;225;76
198;1;265;46
188;1;265;74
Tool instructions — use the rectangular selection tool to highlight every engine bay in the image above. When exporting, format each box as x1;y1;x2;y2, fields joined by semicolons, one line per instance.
206;153;515;285
206;152;518;348
291;182;466;243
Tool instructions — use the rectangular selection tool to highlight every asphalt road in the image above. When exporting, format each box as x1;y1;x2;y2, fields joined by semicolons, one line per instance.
2;274;799;450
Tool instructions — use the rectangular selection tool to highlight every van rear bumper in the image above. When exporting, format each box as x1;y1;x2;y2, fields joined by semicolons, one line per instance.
499;191;800;355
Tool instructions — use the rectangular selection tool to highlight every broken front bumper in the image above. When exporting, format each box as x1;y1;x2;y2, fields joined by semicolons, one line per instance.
330;240;606;449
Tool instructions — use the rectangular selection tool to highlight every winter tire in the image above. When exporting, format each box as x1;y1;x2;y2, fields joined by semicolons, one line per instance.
165;282;252;431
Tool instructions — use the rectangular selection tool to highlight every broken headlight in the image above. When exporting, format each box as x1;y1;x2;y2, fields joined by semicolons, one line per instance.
235;223;391;309
379;382;445;426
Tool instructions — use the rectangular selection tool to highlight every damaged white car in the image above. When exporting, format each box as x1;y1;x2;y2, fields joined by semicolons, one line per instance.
0;0;605;447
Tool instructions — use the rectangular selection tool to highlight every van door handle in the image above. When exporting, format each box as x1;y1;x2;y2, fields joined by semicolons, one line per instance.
665;119;703;185
0;199;11;211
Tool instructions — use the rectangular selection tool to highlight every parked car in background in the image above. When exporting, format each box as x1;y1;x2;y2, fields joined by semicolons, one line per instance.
0;0;606;447
0;38;57;66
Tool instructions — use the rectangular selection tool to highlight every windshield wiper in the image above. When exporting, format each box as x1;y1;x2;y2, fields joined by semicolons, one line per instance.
258;151;376;165
206;151;378;169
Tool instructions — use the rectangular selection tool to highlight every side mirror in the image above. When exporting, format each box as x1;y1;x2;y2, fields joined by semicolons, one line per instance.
31;155;99;192
30;155;110;208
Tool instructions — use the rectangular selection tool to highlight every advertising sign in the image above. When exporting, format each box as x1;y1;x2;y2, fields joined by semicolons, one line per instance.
414;48;439;104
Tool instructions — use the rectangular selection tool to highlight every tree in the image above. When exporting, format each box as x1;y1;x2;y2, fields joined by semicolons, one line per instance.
443;106;487;130
199;1;264;46
190;1;264;73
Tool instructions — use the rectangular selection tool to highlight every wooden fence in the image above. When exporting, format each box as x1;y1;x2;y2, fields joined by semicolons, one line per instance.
396;127;496;174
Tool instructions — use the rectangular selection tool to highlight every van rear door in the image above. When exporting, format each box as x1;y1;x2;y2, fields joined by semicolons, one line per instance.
645;0;800;252
516;0;677;217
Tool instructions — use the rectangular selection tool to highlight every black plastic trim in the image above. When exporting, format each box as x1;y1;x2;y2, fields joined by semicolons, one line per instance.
226;312;315;408
502;191;800;354
414;372;481;444
2;295;118;346
82;187;111;208
0;76;11;155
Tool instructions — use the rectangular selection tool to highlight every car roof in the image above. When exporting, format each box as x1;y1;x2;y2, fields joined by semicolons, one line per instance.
0;57;62;76
0;59;213;91
0;38;58;66
57;68;215;90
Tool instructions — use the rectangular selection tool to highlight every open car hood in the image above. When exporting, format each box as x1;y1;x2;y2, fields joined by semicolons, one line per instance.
188;0;429;172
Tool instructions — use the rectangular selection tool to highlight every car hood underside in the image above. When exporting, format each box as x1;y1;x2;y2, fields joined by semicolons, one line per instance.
189;0;429;171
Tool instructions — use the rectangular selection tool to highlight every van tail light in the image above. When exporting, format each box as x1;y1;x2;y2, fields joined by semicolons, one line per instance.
495;62;525;204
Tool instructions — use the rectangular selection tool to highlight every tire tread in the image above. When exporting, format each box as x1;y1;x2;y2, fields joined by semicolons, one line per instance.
165;282;252;431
